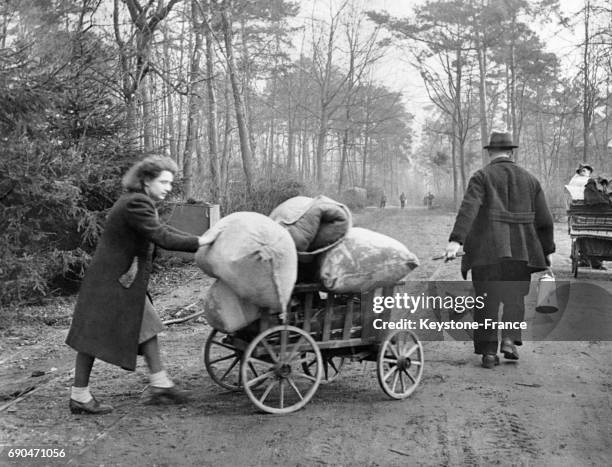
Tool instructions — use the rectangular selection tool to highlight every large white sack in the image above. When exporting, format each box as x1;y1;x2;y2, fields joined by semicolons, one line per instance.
203;280;261;333
269;195;352;255
318;227;419;292
195;212;297;312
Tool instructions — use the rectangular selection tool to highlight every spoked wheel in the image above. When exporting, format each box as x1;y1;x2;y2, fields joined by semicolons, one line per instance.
302;355;345;383
203;329;245;391
241;325;322;414
377;330;424;400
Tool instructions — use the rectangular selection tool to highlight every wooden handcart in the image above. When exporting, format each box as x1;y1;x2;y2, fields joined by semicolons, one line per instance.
202;282;424;414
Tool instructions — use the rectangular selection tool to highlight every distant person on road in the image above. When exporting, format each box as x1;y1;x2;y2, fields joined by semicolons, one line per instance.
444;130;555;369
399;192;407;209
65;155;209;414
425;192;435;209
380;193;387;208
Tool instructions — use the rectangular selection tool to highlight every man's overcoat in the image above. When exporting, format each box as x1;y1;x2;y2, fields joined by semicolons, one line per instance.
65;191;199;370
449;158;555;279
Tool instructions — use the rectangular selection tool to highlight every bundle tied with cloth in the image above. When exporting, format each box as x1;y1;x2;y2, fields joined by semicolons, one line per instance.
195;212;297;333
270;195;419;293
269;195;353;256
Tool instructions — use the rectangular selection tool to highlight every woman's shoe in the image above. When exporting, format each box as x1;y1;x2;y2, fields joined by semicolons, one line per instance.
69;396;113;414
481;354;500;369
142;385;189;405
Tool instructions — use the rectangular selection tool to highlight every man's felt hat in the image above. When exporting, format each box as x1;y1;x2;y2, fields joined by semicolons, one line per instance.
483;130;518;149
576;162;593;174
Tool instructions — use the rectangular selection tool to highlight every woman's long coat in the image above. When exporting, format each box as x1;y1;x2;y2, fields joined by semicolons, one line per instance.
65;191;199;370
449;158;555;279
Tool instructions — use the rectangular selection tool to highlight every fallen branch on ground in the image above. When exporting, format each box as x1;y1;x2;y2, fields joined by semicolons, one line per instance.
162;302;205;325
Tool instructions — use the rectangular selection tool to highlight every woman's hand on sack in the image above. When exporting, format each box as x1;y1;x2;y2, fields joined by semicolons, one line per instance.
198;234;209;247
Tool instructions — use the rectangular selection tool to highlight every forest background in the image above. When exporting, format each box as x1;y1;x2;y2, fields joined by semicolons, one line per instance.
1;0;611;305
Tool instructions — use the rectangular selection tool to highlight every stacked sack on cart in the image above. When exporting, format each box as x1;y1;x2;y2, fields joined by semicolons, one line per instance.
195;212;298;333
196;195;419;334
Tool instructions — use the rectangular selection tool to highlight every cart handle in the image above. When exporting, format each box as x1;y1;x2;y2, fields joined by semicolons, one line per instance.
432;252;465;261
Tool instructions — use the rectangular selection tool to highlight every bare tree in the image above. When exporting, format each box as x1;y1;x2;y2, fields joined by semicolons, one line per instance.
220;0;254;195
204;0;220;202
337;1;385;192
182;0;204;199
113;0;182;148
306;0;384;186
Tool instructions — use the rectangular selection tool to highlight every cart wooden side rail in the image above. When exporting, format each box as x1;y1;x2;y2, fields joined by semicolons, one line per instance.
203;280;424;414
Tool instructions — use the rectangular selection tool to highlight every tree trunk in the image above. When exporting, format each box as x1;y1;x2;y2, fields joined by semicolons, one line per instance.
204;0;220;203
176;3;189;169
114;0;138;147
142;75;154;152
338;128;348;192
477;40;489;166
605;74;610;169
163;26;177;160
182;0;205;200
239;17;257;159
451;129;458;208
267;68;278;176
221;78;232;192
509;16;519;161
454;47;466;194
287;114;295;171
221;2;254;195
301;127;309;178
312;135;318;180
362;125;369;187
338;38;356;192
315;108;328;186
582;0;591;162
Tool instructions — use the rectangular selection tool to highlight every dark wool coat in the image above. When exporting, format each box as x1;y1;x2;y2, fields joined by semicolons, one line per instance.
65;191;199;370
449;158;555;279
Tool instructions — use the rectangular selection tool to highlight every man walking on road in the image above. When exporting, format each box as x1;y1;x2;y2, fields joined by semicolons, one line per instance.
380;193;387;208
444;131;555;369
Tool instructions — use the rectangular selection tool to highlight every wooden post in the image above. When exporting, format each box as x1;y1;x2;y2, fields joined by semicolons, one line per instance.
322;294;334;341
207;203;220;228
342;299;354;340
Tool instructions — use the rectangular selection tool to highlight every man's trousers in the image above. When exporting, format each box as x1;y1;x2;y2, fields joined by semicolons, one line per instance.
471;261;531;355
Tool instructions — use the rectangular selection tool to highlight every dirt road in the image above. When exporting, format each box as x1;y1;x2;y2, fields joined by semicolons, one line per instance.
1;207;611;466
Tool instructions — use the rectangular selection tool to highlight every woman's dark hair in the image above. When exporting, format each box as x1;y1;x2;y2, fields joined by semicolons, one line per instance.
122;155;179;191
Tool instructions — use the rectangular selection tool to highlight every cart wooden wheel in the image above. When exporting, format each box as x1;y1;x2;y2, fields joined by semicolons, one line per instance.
571;239;579;278
377;330;424;400
241;325;322;414
302;355;345;383
203;330;244;391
